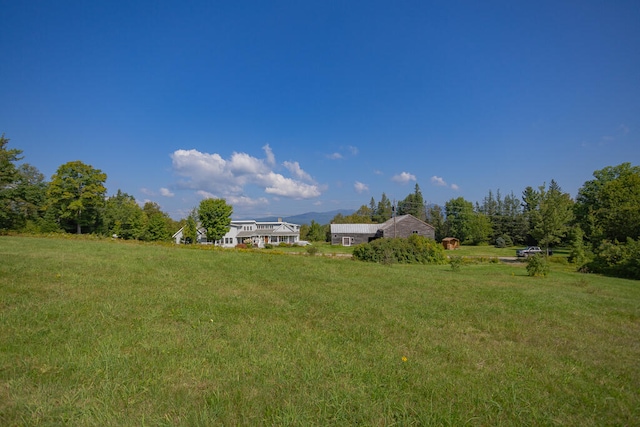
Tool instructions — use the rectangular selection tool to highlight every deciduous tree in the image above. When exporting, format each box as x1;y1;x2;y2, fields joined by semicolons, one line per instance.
198;198;233;242
575;163;640;244
46;161;107;234
0;134;24;229
102;190;145;239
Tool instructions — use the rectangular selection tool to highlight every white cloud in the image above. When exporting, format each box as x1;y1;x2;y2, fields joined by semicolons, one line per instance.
353;181;369;193
196;190;218;199
392;172;417;183
171;147;321;200
451;183;460;191
327;152;343;160
354;181;369;193
348;146;359;155
226;195;269;207
263;144;276;166
140;188;154;196
431;176;447;186
283;161;313;182
160;188;174;197
259;172;321;198
229;152;270;176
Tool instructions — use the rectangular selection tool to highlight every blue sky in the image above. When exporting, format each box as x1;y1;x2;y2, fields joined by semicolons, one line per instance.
2;1;639;220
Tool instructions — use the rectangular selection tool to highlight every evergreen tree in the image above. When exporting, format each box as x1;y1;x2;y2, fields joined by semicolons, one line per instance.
374;193;393;223
398;183;426;220
427;204;446;241
528;180;574;254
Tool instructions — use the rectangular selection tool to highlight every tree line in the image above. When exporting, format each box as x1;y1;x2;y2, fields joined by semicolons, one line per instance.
301;169;639;279
2;134;638;278
0;134;181;241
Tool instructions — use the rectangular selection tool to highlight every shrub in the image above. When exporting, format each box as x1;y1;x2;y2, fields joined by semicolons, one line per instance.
586;238;640;279
306;245;319;256
495;235;513;248
526;254;549;277
548;255;568;265
352;236;447;265
278;242;290;248
449;255;463;272
264;243;273;249
235;243;248;249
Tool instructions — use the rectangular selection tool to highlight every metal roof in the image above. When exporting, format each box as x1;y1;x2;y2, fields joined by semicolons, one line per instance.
330;224;381;234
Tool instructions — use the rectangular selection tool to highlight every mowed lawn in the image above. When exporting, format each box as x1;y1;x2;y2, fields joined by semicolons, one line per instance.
1;237;639;426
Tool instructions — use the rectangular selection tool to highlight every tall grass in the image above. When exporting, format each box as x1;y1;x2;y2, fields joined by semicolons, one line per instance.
1;236;639;425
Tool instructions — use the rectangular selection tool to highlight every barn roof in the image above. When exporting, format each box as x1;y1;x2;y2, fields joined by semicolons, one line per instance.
379;214;435;230
330;223;381;234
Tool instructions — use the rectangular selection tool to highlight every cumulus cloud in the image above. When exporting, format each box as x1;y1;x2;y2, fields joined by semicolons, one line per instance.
171;147;321;199
160;188;174;197
263;144;276;166
431;176;447;186
226;195;269;207
283;161;313;182
431;175;459;190
327;146;359;159
196;190;218;199
259;172;321;198
354;181;369;193
392;172;417;183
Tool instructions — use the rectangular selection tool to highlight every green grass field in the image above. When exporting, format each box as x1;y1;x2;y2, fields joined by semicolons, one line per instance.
1;236;639;426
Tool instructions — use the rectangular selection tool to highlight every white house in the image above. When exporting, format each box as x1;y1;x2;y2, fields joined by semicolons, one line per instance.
172;218;301;248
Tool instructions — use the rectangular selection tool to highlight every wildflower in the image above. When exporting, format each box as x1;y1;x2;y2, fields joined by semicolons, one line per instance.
402;356;408;362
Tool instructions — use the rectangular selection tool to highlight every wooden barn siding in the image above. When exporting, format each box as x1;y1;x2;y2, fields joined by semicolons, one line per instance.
331;233;377;246
381;218;435;240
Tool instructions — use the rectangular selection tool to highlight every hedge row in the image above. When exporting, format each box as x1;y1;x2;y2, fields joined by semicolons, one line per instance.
352;235;447;265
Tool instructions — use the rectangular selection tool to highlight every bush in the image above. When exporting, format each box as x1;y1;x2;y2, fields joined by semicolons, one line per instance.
306;245;319;256
449;255;463;272
352;236;447;265
495;235;513;248
264;243;273;249
526;254;549;277
586;238;640;279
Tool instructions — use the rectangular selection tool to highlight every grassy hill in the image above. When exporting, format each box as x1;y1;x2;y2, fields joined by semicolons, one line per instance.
1;236;638;425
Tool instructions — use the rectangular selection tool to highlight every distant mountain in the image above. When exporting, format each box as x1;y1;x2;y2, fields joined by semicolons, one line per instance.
254;209;356;225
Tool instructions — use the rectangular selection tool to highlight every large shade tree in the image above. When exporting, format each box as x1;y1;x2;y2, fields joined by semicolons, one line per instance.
0;134;23;229
575;163;640;244
102;190;145;239
198;198;233;242
46;161;107;234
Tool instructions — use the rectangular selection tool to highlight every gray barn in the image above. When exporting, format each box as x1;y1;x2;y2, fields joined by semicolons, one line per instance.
330;214;435;246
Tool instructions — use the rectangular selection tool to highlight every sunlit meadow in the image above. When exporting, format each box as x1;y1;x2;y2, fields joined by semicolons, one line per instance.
1;236;638;425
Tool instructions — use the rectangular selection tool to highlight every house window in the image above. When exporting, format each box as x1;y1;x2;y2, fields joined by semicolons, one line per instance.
412;230;419;234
